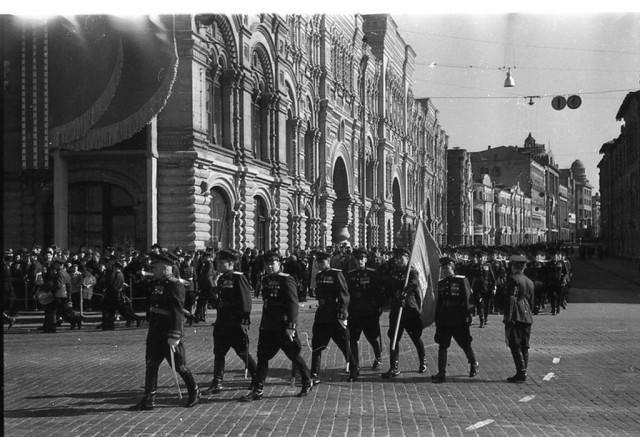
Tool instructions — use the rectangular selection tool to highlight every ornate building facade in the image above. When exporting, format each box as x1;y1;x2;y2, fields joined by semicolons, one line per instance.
3;14;448;252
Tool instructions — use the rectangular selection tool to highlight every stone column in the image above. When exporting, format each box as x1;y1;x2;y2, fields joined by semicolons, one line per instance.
52;149;68;248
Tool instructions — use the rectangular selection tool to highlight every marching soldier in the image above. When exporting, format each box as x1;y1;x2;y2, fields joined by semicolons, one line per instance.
547;250;569;316
381;247;427;378
239;251;312;401
491;251;508;313
202;250;256;395
430;256;478;383
468;250;496;327
130;252;200;410
503;254;534;383
527;250;548;315
347;248;383;371
310;251;358;384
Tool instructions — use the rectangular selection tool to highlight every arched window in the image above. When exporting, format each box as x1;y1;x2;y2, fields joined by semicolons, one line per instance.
68;182;136;250
210;189;231;250
304;121;314;182
254;196;269;251
286;108;295;176
251;53;270;163
206;58;226;146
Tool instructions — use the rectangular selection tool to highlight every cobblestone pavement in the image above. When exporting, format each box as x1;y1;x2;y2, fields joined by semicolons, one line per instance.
4;256;640;437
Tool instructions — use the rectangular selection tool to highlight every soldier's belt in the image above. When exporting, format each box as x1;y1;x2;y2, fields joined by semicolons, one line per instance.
150;307;170;316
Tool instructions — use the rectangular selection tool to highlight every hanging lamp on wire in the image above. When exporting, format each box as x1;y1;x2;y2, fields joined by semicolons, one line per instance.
504;67;515;87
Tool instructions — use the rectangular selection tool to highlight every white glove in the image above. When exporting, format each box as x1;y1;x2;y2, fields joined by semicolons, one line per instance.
168;338;180;347
285;328;295;341
338;319;348;329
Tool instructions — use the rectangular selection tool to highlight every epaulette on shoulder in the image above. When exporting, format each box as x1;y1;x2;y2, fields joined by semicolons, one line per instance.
278;272;290;277
331;268;342;272
454;275;466;279
348;269;357;274
366;267;376;272
232;271;244;275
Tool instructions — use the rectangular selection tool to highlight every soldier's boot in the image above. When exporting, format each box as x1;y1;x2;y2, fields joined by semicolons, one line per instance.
431;348;447;383
522;350;529;372
180;370;200;408
297;380;313;397
203;359;225;395
130;366;157;410
464;346;479;377
238;382;263;402
310;351;322;385
381;361;400;379
371;357;382;369
418;356;428;374
347;365;360;382
507;348;527;383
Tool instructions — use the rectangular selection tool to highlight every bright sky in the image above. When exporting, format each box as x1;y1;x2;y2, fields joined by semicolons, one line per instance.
8;1;640;191
393;13;640;192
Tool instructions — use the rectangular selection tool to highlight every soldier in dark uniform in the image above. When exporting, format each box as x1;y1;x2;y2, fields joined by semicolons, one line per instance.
195;250;216;323
527;251;548;315
467;250;496;328
503;254;534;383
130;253;199;410
381;247;427;378
347;248;383;371
202;250;256;395
547;250;569;316
491;251;508;314
239;251;312;401
101;257;125;330
310;251;358;384
430;256;478;383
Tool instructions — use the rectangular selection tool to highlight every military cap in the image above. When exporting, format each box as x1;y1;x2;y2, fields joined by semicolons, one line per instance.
509;254;529;263
439;256;456;266
392;247;410;258
150;252;175;265
216;249;238;262
113;256;126;268
352;248;368;259
263;250;281;262
44;247;54;255
314;251;332;261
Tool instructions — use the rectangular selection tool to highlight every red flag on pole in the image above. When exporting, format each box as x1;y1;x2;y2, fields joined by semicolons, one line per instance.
406;219;442;327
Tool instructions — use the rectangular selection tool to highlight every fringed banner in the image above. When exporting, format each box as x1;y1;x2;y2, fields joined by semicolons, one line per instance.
46;15;179;152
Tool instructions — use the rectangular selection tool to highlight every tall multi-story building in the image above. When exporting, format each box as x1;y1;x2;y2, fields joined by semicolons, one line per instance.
599;90;640;261
3;14;448;252
470;135;550;243
559;169;577;242
571;160;594;242
472;174;495;245
446;147;473;245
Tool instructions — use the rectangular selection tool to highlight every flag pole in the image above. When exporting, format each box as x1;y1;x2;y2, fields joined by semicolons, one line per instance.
390;219;423;353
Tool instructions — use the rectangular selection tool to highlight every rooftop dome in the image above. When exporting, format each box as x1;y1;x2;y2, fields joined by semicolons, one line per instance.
571;159;588;183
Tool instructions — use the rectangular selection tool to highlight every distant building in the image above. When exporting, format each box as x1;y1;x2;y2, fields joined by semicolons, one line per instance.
571;160;594;242
470;135;549;243
446;148;473;245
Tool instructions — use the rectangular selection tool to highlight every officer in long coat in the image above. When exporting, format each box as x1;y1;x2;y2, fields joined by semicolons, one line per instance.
239;251;312;401
202;250;256;395
382;247;427;378
347;248;383;372
503;254;534;383
430;256;478;383
130;253;199;410
310;251;358;383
